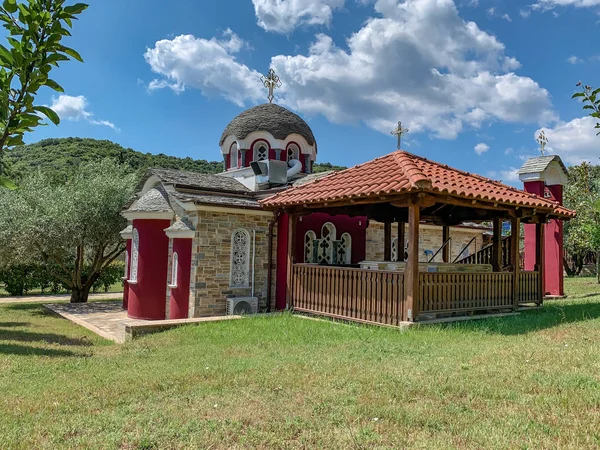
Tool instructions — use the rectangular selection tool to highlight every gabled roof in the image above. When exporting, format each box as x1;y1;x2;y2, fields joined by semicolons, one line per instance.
164;217;195;233
518;155;568;176
128;186;172;213
261;151;575;218
149;168;250;193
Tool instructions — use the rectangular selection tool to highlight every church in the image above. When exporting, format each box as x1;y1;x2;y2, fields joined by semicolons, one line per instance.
120;71;574;325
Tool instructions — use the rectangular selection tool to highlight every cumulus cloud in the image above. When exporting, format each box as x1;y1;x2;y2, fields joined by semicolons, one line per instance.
474;142;490;155
536;116;600;165
252;0;345;34
49;95;119;131
271;0;556;139
567;55;584;64
144;30;263;106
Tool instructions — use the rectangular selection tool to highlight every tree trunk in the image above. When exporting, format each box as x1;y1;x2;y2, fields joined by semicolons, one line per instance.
70;284;92;303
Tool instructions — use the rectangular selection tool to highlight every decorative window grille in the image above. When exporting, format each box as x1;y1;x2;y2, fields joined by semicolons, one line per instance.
230;143;239;169
317;223;336;264
391;238;398;261
230;229;250;287
340;233;352;264
124;250;129;279
287;144;299;162
254;143;268;161
130;229;139;282
171;252;178;287
304;231;317;263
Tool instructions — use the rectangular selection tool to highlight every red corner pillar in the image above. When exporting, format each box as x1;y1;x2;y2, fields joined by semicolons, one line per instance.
165;221;195;319
127;218;171;320
275;213;289;311
119;225;133;310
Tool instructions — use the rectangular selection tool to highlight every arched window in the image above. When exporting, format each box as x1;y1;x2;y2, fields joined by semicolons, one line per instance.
230;229;250;287
391;238;398;261
124;250;129;279
304;231;317;263
340;233;352;264
230;143;239;169
287;143;299;162
130;229;139;282
253;141;268;162
170;252;178;287
317;222;336;264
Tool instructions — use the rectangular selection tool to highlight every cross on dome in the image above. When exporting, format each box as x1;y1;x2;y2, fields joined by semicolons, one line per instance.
536;130;548;156
391;121;409;150
261;68;282;104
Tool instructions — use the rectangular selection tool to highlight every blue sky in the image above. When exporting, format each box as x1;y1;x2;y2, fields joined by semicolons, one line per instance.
26;0;599;184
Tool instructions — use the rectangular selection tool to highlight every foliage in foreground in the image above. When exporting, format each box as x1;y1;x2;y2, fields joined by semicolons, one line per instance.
0;0;88;188
0;159;135;302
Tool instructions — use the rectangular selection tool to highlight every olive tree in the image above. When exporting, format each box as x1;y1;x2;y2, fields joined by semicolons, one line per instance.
0;0;88;188
0;159;136;302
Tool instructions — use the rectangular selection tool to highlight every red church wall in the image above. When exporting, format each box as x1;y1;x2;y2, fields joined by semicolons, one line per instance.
122;239;131;310
275;213;289;311
295;213;367;264
128;219;171;320
169;238;192;319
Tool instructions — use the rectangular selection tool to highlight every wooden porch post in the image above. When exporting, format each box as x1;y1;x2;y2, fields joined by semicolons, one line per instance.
397;222;405;261
492;218;502;272
384;222;392;261
404;204;420;321
286;212;297;310
535;219;546;305
442;225;450;263
511;216;521;309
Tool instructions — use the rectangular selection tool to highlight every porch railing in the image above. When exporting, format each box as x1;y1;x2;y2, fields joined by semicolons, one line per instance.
419;272;515;314
292;264;405;325
518;271;540;304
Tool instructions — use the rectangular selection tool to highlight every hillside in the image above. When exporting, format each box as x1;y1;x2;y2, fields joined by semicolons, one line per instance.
4;137;345;179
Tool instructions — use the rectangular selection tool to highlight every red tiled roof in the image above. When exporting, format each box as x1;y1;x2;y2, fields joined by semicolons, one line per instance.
261;151;575;218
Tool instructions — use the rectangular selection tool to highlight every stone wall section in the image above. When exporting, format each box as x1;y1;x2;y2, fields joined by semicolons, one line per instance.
189;209;276;317
366;221;487;262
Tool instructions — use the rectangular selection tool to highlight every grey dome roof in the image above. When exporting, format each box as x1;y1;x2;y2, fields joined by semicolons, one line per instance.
128;187;172;213
220;103;316;148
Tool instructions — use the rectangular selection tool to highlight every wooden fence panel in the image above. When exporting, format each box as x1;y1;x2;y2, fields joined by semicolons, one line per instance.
518;271;540;304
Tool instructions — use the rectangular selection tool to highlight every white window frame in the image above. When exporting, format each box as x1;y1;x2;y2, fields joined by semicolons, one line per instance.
304;230;317;263
253;142;268;162
340;233;352;265
170;252;179;288
287;143;299;162
230;143;239;169
230;229;251;288
318;222;337;264
129;229;139;283
124;250;129;280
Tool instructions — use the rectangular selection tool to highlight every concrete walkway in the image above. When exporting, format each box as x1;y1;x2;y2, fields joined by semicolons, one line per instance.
44;301;242;343
0;292;123;304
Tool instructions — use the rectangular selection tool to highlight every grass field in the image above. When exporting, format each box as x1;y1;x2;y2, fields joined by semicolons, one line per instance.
1;278;600;449
0;282;123;298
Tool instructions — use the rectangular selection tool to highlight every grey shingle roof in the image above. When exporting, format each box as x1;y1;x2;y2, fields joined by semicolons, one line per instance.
219;103;316;148
127;187;172;213
149;168;250;193
518;155;568;175
165;217;195;232
120;225;133;235
170;191;262;209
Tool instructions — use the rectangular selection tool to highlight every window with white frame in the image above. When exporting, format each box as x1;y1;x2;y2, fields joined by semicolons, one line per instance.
124;250;129;279
340;233;352;264
230;229;250;287
254;142;268;162
230;143;239;169
317;222;336;264
170;252;178;287
287;144;299;162
304;231;317;263
130;229;139;282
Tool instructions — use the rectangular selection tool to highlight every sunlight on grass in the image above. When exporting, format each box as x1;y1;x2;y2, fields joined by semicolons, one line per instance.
0;278;599;448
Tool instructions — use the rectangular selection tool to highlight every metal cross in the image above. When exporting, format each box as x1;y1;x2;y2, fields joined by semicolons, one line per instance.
261;68;282;103
536;130;548;156
390;121;409;150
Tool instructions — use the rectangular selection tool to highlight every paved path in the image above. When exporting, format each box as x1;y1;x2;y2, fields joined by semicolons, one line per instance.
0;292;123;304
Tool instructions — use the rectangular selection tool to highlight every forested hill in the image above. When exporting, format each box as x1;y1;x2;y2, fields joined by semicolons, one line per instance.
5;137;345;179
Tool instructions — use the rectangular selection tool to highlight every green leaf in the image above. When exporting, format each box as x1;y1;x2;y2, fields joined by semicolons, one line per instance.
572;92;585;99
0;43;12;65
0;175;17;190
33;106;60;125
2;0;17;14
59;45;83;62
44;79;64;92
63;3;88;15
583;105;596;110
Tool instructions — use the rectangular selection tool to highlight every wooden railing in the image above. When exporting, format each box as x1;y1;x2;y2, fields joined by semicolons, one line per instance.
457;236;512;267
518;271;540;304
292;264;405;326
419;272;514;314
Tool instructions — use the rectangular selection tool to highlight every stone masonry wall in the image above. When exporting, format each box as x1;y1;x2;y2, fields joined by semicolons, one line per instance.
366;221;486;262
189;209;276;317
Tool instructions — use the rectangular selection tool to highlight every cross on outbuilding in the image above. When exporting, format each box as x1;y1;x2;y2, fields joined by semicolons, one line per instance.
261;68;282;104
391;121;409;150
536;130;548;156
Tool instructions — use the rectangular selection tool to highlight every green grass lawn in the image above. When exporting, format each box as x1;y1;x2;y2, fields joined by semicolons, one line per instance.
1;279;600;449
0;282;123;298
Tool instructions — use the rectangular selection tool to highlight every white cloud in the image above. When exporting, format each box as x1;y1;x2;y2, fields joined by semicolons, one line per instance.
567;55;584;64
144;30;263;106
49;95;118;131
501;13;512;21
474;142;490;155
271;0;556;139
252;0;345;34
520;9;532;17
487;167;520;185
536;116;600;165
532;0;600;10
504;147;513;155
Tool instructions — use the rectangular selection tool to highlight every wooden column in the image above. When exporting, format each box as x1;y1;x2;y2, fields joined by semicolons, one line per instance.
404;204;420;322
384;222;392;261
511;216;521;309
492;218;502;272
285;213;297;310
442;225;450;263
535;220;546;305
397;221;405;261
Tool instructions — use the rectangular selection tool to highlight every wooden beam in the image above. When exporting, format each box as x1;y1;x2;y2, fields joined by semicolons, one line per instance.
286;213;297;310
510;216;521;310
404;204;420;322
535;221;546;305
384;222;392;261
492;218;502;272
442;225;450;263
397;221;405;261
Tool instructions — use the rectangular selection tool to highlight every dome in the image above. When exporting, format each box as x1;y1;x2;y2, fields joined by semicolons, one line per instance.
219;103;316;148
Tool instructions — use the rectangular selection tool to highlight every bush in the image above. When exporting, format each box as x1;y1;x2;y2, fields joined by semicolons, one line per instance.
0;265;38;296
92;261;125;293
